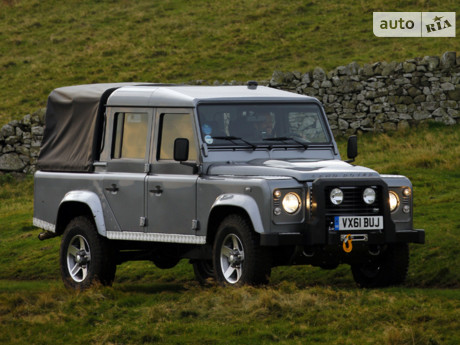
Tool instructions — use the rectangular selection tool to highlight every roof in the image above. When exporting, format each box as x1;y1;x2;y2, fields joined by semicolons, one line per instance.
107;85;317;107
37;83;318;173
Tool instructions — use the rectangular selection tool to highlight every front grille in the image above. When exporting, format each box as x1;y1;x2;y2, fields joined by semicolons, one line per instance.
325;186;382;216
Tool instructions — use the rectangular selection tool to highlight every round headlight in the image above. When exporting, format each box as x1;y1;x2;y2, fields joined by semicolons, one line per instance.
363;188;376;205
282;192;301;214
330;188;343;205
389;191;399;212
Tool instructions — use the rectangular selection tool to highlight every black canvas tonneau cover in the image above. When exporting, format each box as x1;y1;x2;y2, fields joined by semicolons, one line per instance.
37;83;139;172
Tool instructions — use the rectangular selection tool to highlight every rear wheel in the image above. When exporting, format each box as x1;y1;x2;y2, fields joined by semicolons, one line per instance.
60;216;116;290
351;243;409;288
213;214;271;286
192;260;214;285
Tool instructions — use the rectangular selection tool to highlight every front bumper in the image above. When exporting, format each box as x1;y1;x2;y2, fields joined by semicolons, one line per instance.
260;228;425;246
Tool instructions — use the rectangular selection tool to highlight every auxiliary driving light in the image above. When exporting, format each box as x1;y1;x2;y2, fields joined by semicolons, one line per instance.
330;188;344;205
363;188;376;205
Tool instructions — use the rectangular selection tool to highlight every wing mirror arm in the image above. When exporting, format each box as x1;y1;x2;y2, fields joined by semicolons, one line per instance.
345;135;358;163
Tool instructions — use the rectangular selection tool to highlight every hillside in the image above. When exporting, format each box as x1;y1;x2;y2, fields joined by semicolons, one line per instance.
1;0;459;122
1;124;460;344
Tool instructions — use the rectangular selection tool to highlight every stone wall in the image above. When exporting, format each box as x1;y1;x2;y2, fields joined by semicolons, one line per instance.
0;51;458;173
0;109;45;174
269;51;459;136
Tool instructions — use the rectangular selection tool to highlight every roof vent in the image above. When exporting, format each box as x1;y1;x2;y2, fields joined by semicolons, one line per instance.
247;81;258;90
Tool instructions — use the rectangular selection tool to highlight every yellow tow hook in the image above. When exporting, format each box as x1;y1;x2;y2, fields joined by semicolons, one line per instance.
342;234;353;253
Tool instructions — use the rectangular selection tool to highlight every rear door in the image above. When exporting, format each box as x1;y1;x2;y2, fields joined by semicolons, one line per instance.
102;108;153;231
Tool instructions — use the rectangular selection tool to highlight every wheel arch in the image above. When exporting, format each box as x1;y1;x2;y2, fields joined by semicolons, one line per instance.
206;193;265;245
56;191;107;237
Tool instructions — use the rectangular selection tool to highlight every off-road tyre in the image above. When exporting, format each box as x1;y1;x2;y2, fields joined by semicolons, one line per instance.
60;216;116;290
213;214;271;286
192;260;215;285
351;243;409;288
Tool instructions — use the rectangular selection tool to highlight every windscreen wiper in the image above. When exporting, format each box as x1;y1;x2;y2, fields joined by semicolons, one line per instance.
263;137;309;150
213;136;257;149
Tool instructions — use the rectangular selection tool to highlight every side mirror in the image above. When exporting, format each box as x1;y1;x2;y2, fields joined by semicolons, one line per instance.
346;135;358;163
174;138;189;162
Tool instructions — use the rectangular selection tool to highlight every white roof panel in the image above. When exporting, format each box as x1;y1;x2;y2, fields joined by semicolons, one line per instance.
107;85;316;107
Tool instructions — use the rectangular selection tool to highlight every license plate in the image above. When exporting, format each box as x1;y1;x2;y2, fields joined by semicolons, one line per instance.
334;216;383;231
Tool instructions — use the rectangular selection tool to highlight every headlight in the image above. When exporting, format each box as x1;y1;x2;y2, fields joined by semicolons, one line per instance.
389;191;399;212
282;192;301;214
363;188;376;205
330;188;343;205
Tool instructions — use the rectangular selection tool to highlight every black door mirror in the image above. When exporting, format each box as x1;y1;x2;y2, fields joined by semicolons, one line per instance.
346;135;358;162
174;138;189;162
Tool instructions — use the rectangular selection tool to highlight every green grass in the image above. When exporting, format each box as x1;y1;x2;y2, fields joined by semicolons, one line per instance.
0;124;459;343
1;0;459;122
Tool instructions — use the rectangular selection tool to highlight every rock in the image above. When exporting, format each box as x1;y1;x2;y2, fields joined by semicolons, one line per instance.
301;73;311;85
407;87;421;97
270;70;285;87
413;110;431;120
312;67;326;81
0;153;26;171
369;104;383;113
321;80;332;88
422;56;440;71
413;95;426;103
447;109;459;118
441;82;455;91
440;100;457;109
362;64;374;76
403;62;416;73
436;114;456;125
432;108;447;117
1;124;15;138
440;51;456;69
31;126;44;136
338;118;349;130
448;87;460;101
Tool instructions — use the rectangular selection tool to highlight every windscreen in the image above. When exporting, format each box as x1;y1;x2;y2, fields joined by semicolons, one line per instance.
197;103;330;147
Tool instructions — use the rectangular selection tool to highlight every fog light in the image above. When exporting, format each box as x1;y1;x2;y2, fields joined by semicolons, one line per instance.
330;188;343;205
274;207;282;216
389;191;399;212
403;205;410;214
363;188;376;205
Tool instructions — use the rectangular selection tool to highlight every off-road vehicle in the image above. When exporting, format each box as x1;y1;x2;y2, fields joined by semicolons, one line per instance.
34;82;424;289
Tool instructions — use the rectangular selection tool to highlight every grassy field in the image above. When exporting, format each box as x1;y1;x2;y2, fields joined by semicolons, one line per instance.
1;123;459;344
1;0;459;122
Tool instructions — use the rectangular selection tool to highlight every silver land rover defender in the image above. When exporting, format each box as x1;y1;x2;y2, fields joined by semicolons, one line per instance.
33;82;424;289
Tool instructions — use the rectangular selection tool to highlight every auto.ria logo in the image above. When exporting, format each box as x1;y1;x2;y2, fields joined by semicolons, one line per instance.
373;12;456;37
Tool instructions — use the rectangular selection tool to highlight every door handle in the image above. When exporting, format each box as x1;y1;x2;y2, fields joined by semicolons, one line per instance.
149;185;163;196
105;184;119;194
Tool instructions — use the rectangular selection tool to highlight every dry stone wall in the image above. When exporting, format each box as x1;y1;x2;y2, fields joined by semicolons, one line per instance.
269;51;459;136
0;109;45;174
0;51;458;173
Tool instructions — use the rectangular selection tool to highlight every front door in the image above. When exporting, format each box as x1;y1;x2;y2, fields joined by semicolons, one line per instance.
146;109;199;236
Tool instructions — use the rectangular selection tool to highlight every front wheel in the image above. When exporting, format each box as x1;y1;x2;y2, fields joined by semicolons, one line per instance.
60;216;116;290
213;214;271;286
351;243;409;288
